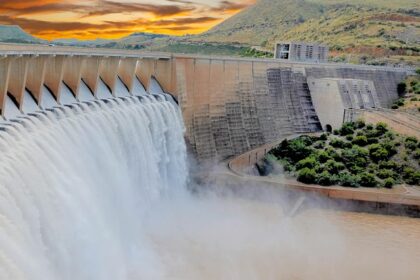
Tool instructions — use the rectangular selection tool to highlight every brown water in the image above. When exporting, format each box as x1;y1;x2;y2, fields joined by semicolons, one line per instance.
144;196;420;280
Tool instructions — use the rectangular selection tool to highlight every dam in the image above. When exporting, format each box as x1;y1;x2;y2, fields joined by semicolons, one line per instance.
0;44;409;160
0;44;419;279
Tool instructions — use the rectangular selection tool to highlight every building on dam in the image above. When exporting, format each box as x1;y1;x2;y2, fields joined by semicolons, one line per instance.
275;42;329;63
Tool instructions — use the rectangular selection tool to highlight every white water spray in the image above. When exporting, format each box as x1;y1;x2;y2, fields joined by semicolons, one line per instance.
0;96;187;279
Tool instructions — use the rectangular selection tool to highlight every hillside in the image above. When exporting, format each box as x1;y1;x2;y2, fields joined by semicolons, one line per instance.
0;25;44;44
196;0;420;65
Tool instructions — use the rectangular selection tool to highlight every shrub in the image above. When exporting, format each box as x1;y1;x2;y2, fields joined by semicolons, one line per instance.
324;159;345;174
296;157;317;170
338;172;360;188
397;99;405;106
330;138;351;149
405;137;418;151
297;168;317;184
375;122;388;135
413;149;420;159
345;135;354;141
366;124;374;130
411;97;418;101
391;104;399;109
317;151;331;163
377;169;396;180
342;146;369;164
313;141;325;149
382;140;398;157
383;178;395;189
317;171;335;186
407;172;420;186
379;160;399;171
385;131;395;140
273;138;314;163
333;129;340;135
352;135;368;146
355;119;366;129
358;172;378;187
369;144;390;162
340;122;355;136
319;133;328;141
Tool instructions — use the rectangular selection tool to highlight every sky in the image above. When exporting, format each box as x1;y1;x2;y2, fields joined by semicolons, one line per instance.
0;0;255;40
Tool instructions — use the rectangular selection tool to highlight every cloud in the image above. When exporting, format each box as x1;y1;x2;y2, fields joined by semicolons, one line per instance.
0;0;252;39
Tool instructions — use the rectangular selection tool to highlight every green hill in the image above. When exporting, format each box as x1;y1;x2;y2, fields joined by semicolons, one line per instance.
0;25;44;44
196;0;420;65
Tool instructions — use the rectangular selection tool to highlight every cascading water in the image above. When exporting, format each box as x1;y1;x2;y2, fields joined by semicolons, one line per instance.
1;93;420;280
0;95;187;279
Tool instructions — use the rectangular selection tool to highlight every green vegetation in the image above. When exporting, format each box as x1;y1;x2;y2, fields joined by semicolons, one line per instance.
391;71;420;111
195;0;420;66
267;121;420;188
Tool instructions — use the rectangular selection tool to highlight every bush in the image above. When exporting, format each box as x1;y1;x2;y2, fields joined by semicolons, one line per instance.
317;171;335;186
338;172;360;188
324;159;345;174
368;144;390;162
375;122;388;135
297;168;317;184
377;169;396;180
340;122;355;136
330;138;351;149
346;135;354;141
383;178;395;189
319;133;328;141
379;160;399;171
413;149;420;159
405;137;418;151
407;172;420;186
352;135;368;146
273;138;314;163
355;119;366;129
391;104;399;109
317;151;331;163
296;157;317;170
358;172;378;187
333;129;340;135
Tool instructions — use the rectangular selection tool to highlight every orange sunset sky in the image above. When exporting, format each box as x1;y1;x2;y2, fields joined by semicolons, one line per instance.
0;0;255;40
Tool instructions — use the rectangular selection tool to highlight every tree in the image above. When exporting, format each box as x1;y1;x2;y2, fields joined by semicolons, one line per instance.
297;168;317;184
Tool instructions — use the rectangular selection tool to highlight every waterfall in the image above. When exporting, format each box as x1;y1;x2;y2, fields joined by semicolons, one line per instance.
0;95;187;280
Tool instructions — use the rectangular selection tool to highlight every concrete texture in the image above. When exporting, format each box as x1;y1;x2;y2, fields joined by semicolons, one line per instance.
0;44;410;160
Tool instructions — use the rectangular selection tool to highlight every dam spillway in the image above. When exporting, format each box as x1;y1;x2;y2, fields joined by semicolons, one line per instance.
0;95;187;279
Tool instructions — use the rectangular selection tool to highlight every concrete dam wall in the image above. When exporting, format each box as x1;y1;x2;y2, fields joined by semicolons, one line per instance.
0;45;409;161
174;56;407;160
